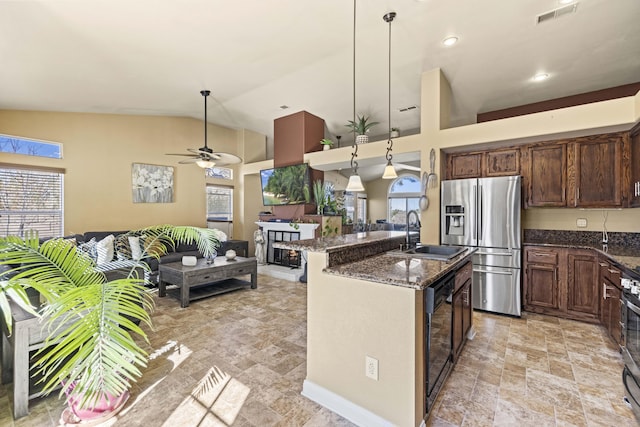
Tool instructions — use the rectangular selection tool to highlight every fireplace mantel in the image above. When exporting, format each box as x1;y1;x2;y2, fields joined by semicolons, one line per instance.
256;221;319;240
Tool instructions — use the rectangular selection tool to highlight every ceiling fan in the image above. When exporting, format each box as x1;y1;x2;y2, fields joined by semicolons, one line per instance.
167;90;243;168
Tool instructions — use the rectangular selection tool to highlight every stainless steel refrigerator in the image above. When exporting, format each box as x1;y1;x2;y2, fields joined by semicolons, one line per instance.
441;176;522;317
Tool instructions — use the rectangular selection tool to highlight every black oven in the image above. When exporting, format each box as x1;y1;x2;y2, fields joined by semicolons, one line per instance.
424;272;454;415
622;277;640;421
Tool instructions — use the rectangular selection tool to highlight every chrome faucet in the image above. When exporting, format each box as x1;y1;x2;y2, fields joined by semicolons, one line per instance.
406;210;421;249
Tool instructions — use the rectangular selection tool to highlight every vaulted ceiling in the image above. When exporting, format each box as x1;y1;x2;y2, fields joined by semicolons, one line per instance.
2;0;639;154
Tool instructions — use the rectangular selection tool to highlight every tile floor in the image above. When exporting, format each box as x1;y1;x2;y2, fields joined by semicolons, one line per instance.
0;274;637;426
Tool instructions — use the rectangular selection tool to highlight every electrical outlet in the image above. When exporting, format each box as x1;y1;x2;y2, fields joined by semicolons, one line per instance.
576;218;587;228
365;356;378;380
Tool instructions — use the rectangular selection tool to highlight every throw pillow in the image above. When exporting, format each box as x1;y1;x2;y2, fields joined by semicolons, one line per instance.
128;235;143;261
115;234;132;261
96;234;115;265
77;238;98;260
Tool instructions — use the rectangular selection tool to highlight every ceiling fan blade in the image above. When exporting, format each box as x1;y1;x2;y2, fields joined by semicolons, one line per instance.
178;158;200;164
167;153;199;157
209;152;242;166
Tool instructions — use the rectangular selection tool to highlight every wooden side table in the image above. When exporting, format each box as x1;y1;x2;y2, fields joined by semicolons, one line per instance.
220;240;249;257
0;301;58;418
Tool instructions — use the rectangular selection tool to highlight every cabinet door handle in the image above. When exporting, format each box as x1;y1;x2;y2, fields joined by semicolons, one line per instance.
603;283;607;300
599;262;609;267
608;269;620;275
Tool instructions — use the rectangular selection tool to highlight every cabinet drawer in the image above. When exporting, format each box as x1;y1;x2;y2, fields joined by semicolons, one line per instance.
525;249;558;265
455;261;472;292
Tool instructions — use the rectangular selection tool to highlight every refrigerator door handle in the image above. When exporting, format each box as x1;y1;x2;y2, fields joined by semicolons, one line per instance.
478;185;483;242
476;251;514;257
506;181;512;252
473;268;513;276
472;184;477;245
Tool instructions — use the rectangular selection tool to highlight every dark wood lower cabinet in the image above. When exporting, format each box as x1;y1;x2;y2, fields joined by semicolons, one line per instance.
452;262;472;363
566;250;599;318
600;258;623;348
523;246;599;323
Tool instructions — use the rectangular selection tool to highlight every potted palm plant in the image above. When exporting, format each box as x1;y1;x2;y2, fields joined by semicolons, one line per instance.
345;115;379;144
0;225;220;423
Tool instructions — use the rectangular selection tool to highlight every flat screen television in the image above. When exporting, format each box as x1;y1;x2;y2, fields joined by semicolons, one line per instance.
260;163;311;206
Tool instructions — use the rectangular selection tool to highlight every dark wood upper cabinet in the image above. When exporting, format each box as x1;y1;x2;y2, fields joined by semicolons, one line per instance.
485;149;520;177
570;134;623;208
447;149;519;180
443;130;635;209
526;144;567;207
448;152;482;179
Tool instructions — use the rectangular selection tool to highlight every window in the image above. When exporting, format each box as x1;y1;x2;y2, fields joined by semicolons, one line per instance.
0;134;62;159
206;185;233;221
343;191;367;225
205;167;233;180
0;166;64;238
387;175;421;224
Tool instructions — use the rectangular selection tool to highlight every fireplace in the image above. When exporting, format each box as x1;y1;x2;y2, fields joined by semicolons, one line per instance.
267;230;301;268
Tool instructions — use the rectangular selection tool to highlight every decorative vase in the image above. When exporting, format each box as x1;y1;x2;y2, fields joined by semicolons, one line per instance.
355;135;369;144
182;256;197;266
205;249;217;264
225;249;237;260
390;130;400;138
323;144;330;151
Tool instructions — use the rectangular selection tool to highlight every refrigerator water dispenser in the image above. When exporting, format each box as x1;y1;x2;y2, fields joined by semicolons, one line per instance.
444;205;465;237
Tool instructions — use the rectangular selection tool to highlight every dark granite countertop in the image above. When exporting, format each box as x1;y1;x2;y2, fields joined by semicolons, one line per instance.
323;248;476;291
273;230;407;253
524;230;640;278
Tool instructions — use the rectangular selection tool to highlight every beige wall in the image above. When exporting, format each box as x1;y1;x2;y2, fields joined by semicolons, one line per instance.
0;110;258;237
305;251;424;426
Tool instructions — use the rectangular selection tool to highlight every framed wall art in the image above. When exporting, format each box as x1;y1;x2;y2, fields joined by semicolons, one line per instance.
132;163;174;203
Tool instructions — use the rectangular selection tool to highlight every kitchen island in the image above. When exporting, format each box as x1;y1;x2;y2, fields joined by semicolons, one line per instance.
274;231;475;427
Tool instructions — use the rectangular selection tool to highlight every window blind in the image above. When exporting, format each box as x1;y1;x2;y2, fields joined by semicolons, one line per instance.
206;185;233;221
0;167;64;238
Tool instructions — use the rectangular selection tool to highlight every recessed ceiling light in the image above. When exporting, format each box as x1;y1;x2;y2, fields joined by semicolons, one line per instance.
442;36;458;46
533;73;550;82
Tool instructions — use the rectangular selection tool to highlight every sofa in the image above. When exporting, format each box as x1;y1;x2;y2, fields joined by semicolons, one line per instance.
70;229;226;285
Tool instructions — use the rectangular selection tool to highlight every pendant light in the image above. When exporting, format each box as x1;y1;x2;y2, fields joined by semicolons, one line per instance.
382;11;397;180
346;0;365;192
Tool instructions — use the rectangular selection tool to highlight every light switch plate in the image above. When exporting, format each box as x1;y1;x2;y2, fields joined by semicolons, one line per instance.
577;218;587;228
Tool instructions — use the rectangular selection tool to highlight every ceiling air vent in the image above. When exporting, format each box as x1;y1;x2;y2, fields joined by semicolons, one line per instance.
398;105;419;112
536;3;578;24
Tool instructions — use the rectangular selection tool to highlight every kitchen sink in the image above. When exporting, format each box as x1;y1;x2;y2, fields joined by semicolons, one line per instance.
388;245;467;261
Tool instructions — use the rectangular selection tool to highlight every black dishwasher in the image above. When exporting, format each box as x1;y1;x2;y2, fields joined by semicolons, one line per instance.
424;272;454;414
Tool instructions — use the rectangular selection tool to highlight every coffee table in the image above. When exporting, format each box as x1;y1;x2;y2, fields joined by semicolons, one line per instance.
158;256;257;307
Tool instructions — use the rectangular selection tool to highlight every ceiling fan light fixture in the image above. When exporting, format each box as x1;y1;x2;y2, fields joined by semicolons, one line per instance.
196;159;215;169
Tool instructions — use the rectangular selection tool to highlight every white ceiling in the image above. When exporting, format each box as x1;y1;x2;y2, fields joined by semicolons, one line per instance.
2;0;640;178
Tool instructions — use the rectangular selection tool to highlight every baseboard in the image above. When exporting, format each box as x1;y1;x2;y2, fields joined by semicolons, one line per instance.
301;380;394;427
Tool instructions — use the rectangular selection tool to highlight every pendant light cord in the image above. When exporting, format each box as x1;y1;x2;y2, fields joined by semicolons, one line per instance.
350;0;359;174
384;12;396;163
